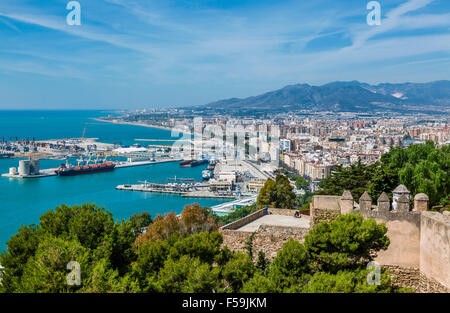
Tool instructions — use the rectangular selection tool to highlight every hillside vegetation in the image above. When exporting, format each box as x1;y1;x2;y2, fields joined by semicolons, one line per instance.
0;202;410;293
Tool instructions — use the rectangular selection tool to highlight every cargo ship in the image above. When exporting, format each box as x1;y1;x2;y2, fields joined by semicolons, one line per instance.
179;159;208;167
0;152;14;159
55;156;115;176
180;160;194;167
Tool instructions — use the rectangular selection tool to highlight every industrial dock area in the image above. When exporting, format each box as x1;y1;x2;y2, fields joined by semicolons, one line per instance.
1;136;179;178
115;158;276;203
1;135;277;213
1;157;182;179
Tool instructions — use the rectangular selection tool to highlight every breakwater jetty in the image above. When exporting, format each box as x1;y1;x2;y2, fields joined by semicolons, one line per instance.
116;180;236;199
2;158;181;179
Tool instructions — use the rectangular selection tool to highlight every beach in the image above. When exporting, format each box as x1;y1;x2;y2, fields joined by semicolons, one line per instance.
93;118;192;136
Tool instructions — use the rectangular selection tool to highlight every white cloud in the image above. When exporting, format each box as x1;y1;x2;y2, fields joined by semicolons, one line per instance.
0;0;448;106
351;0;437;48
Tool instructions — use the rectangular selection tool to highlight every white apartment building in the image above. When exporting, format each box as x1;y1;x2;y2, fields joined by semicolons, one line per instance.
280;139;291;152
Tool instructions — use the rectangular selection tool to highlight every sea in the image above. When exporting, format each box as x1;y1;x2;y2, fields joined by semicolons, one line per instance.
0;110;227;251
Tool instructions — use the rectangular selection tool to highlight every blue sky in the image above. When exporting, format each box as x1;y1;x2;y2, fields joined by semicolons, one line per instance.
0;0;449;109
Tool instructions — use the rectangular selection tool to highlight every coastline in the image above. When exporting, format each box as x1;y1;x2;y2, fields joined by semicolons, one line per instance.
92;118;192;136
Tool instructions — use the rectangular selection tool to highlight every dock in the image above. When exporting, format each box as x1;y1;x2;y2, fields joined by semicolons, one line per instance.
1;168;57;178
116;184;186;194
115;158;181;168
1;158;182;179
182;190;235;199
115;180;237;199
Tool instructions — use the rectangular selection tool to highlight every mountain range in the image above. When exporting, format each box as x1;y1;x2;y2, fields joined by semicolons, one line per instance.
191;80;450;114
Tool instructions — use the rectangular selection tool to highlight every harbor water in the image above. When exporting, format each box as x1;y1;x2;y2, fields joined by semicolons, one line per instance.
0;110;227;251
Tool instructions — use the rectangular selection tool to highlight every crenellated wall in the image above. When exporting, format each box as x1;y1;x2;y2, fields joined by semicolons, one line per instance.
219;186;449;292
356;195;422;268
310;187;450;292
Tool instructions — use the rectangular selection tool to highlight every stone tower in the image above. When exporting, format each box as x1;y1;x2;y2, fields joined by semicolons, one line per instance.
392;184;411;210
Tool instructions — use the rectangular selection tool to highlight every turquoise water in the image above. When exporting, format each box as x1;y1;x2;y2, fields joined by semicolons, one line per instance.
0;110;180;146
0;111;226;251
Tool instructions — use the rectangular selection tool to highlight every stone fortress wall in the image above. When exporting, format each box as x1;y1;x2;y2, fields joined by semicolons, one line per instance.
221;226;308;260
219;184;449;292
310;186;449;292
221;208;309;260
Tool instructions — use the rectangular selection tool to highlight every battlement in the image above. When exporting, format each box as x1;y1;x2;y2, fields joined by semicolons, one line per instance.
356;190;423;227
311;185;429;225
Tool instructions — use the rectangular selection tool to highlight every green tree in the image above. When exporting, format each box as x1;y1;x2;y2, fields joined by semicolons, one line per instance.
256;251;268;272
267;239;310;292
369;141;449;206
367;163;399;201
273;174;296;209
81;258;122;293
131;239;171;291
109;221;137;275
304;214;390;273
296;191;313;208
20;236;91;293
0;224;39;292
316;162;373;200
256;175;297;209
0;203;138;292
0;201;412;294
241;272;275;293
244;232;256;260
271;239;309;278
222;253;256;292
256;178;276;208
155;255;220;293
39;203;115;251
169;231;222;264
129;212;152;234
294;175;309;190
302;269;395;293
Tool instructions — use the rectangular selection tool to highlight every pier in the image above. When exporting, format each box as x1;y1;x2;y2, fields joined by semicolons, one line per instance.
1;158;181;179
115;179;237;199
1;168;58;178
116;184;187;194
115;158;181;168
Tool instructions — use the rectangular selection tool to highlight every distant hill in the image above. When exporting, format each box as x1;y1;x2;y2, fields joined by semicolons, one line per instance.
191;80;450;114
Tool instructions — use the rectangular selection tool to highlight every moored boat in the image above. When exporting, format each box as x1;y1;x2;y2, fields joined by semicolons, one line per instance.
180;160;194;167
180;159;208;167
55;155;115;176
